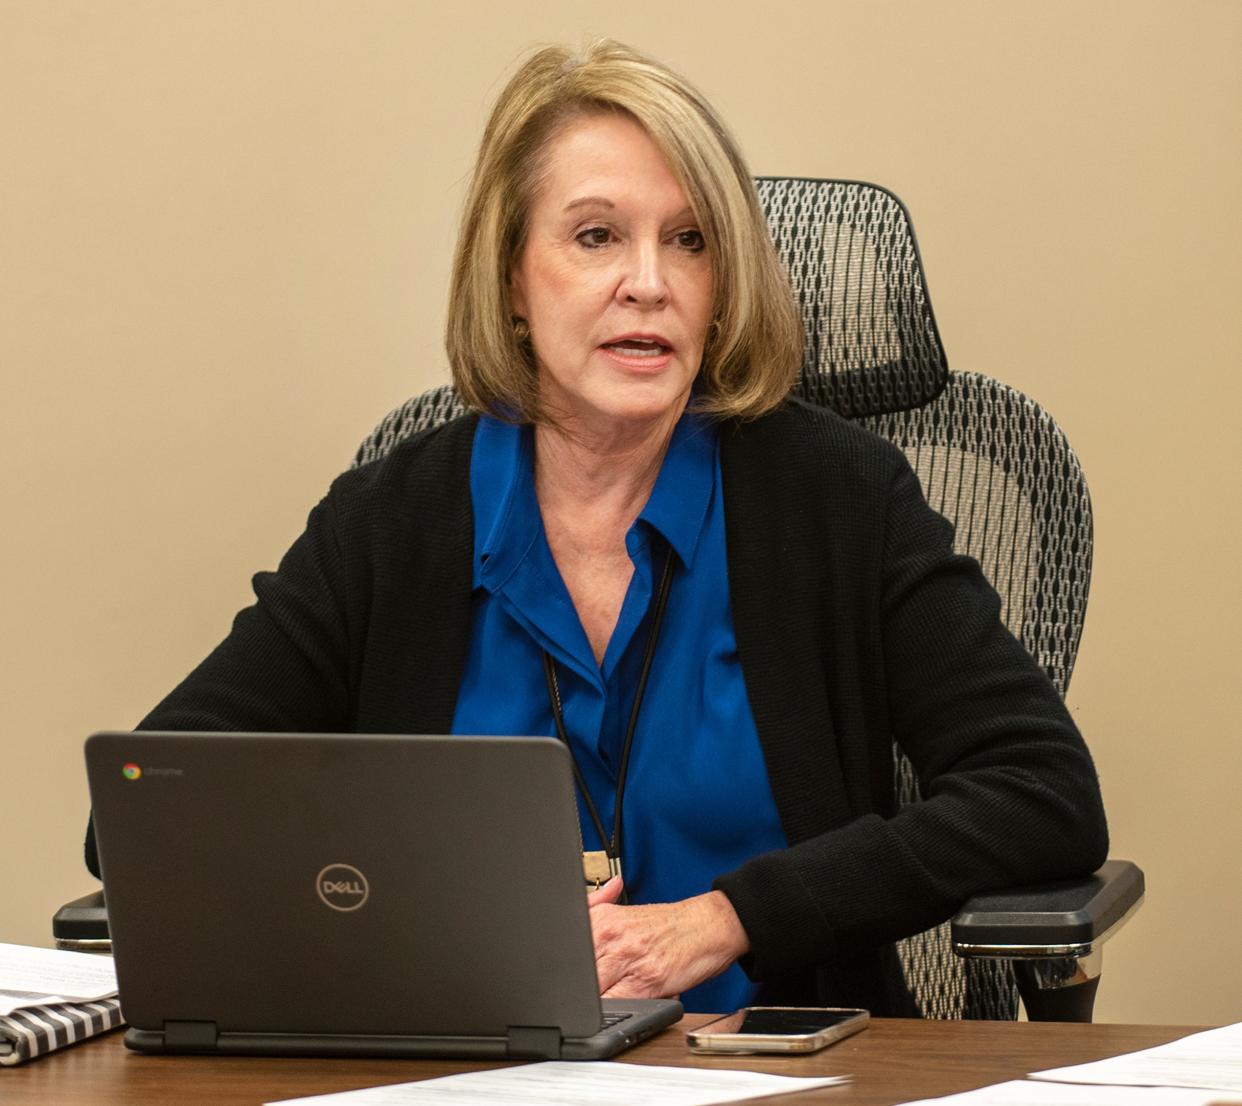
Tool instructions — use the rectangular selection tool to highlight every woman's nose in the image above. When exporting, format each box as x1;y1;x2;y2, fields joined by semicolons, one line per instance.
616;240;669;307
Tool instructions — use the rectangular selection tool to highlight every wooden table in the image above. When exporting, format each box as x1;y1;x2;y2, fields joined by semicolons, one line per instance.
1;1015;1206;1105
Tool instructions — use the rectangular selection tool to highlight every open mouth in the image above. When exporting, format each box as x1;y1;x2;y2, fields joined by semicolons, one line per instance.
601;339;672;358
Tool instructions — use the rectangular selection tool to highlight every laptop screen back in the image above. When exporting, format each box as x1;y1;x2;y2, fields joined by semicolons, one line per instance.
86;732;603;1039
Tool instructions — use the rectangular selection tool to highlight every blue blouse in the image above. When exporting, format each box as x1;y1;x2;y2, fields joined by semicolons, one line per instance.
451;412;787;1013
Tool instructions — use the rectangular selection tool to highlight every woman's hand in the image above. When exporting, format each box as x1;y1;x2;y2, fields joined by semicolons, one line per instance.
586;877;750;999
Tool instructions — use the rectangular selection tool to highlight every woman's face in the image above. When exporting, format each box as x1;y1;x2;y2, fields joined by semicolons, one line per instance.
510;113;713;435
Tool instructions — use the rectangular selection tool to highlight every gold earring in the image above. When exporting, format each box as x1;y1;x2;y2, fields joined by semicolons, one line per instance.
513;318;530;344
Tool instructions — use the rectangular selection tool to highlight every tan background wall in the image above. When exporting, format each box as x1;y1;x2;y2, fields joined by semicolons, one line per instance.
3;0;1239;1025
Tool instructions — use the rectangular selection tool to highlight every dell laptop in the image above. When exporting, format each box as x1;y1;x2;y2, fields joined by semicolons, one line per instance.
85;731;682;1059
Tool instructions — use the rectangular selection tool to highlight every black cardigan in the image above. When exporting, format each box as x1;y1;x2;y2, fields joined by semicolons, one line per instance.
88;398;1108;1014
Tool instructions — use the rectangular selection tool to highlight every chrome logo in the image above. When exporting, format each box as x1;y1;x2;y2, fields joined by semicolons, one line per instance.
122;763;142;781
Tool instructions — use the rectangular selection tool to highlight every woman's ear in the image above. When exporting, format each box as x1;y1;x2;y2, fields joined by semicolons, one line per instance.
509;269;528;319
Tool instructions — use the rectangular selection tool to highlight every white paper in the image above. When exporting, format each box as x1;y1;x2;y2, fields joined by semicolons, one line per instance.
895;1077;1242;1105
1032;1023;1242;1094
0;943;118;1015
266;1060;848;1106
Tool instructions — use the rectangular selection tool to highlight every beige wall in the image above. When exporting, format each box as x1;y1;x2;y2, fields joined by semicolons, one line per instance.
3;0;1240;1025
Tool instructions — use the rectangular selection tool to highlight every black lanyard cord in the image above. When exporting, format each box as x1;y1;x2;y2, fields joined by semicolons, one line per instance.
542;652;611;857
611;543;675;865
542;540;676;890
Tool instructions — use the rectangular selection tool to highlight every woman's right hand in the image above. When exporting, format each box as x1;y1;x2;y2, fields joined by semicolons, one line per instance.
586;876;749;999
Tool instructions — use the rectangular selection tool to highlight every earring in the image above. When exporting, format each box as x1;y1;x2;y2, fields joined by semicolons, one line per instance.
513;318;530;344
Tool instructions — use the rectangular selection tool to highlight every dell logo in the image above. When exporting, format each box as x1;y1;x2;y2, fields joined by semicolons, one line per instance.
315;863;370;912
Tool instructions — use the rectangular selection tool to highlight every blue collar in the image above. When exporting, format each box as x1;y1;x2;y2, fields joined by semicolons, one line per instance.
635;413;717;571
472;412;718;592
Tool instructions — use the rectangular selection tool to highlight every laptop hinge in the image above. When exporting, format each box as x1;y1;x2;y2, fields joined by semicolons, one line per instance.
163;1019;219;1051
506;1024;563;1060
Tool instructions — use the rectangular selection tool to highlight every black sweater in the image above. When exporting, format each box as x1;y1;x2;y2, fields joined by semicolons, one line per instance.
89;398;1108;1014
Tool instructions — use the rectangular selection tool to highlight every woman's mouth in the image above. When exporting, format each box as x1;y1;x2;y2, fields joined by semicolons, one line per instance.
599;338;675;370
601;339;672;357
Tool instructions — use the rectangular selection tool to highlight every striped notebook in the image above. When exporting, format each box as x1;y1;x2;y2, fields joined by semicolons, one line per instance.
0;943;124;1065
0;997;124;1065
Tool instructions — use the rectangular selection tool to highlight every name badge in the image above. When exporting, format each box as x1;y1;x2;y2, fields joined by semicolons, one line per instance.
582;849;621;890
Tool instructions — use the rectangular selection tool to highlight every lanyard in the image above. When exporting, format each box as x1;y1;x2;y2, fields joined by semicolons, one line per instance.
542;539;675;899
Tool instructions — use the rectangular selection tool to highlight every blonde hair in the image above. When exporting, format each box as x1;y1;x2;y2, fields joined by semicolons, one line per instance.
446;39;803;423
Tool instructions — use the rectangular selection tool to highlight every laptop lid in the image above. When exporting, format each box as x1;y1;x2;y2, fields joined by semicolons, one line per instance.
86;732;616;1044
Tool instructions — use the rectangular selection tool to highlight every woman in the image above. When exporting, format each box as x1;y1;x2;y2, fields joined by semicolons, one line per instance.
86;40;1107;1015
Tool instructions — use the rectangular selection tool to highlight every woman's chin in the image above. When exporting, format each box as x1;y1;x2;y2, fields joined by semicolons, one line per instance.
541;379;692;436
584;390;691;432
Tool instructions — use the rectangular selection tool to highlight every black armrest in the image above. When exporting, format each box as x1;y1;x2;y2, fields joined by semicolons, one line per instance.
952;859;1144;953
52;889;111;951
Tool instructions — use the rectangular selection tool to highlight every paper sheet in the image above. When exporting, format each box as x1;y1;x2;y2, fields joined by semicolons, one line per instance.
266;1060;848;1106
1031;1023;1242;1094
0;943;118;1016
895;1077;1242;1105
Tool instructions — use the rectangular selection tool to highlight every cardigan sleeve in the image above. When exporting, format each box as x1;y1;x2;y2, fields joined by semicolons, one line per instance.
714;451;1109;979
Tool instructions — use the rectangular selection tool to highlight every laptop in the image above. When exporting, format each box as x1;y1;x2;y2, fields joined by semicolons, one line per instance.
85;731;683;1059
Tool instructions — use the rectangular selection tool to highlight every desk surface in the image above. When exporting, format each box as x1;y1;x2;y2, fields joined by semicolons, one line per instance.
2;1016;1204;1105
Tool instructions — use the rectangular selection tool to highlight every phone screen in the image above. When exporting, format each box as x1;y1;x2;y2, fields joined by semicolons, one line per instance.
702;1008;862;1036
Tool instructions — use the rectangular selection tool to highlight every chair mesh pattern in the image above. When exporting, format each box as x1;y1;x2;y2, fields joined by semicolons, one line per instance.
352;384;465;468
863;374;1092;701
349;180;1094;1021
755;178;948;418
864;372;1093;1020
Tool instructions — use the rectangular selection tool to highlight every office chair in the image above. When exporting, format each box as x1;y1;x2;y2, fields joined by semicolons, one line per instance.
56;178;1142;1022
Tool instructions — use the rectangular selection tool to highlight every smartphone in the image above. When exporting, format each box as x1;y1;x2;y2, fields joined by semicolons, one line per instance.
686;1006;869;1054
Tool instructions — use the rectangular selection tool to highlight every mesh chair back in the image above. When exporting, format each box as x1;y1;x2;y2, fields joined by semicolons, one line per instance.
354;383;465;466
350;180;1094;1021
862;376;1091;1019
756;178;948;417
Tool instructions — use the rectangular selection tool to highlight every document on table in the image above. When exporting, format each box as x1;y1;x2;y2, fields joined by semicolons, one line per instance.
1031;1023;1242;1094
0;943;124;1067
266;1060;849;1106
0;943;118;1015
895;1077;1242;1105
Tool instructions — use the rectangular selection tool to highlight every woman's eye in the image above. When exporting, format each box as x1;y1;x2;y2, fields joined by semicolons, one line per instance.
576;227;612;248
676;229;706;253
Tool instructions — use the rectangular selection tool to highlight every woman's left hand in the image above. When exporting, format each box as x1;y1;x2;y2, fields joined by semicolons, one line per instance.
586;877;750;999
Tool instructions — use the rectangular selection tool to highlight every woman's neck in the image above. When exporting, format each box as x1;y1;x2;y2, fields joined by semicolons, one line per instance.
533;405;683;540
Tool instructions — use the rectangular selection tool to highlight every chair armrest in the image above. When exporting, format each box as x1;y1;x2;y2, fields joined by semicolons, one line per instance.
52;889;111;952
952;860;1144;956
